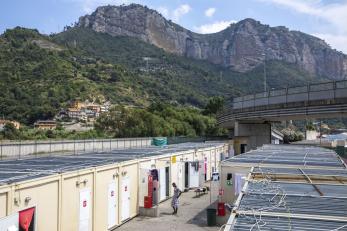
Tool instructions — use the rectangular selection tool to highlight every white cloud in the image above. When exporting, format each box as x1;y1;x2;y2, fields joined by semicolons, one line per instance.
258;0;347;53
156;4;192;23
157;6;169;18
70;0;131;14
194;20;236;34
172;4;191;22
205;7;216;17
313;33;347;54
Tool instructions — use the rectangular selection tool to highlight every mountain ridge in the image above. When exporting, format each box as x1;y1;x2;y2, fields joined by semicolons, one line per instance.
0;26;322;124
77;3;347;80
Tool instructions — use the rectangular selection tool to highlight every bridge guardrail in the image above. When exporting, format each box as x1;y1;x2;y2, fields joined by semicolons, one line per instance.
229;80;347;112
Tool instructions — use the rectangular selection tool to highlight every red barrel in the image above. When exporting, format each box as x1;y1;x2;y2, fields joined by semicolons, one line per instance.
217;202;225;216
144;196;153;208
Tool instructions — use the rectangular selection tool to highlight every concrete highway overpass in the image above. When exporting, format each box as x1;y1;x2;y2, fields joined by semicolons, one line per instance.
217;80;347;153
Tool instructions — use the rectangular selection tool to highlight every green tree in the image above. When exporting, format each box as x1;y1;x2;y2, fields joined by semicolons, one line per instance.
203;96;224;115
305;121;316;131
1;123;20;140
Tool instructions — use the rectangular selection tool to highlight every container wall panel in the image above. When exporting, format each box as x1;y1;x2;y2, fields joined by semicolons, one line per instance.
95;167;119;230
61;173;94;231
119;163;138;221
0;193;7;218
156;157;170;169
14;180;59;231
170;156;178;195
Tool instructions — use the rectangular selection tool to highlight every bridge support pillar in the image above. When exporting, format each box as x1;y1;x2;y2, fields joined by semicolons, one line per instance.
233;122;271;155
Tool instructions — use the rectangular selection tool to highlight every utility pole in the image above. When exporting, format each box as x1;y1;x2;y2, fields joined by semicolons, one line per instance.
263;52;267;92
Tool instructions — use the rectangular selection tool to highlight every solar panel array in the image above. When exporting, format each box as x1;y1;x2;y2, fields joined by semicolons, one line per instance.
232;216;347;231
226;145;347;231
224;144;345;168
252;167;347;177
246;181;347;197
0;142;223;185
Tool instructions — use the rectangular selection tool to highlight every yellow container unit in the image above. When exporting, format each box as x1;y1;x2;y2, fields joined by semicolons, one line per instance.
0;142;228;231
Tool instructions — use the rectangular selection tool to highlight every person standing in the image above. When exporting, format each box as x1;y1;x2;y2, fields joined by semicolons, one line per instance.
171;182;182;215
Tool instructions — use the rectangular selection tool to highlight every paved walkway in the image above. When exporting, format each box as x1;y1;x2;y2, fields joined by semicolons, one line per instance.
117;182;222;231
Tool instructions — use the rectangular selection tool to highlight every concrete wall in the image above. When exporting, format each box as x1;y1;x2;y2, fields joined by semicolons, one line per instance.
219;165;251;203
0;143;229;231
306;130;318;140
233;122;271;154
0;138;153;159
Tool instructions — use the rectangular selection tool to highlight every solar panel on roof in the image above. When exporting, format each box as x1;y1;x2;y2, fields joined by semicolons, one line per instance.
223;144;345;168
232;215;347;231
226;145;347;231
0;142;224;185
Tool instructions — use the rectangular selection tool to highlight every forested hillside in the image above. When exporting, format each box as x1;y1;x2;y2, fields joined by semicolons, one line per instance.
0;27;323;126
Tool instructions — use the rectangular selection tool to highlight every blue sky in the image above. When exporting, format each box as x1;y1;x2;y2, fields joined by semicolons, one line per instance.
1;0;347;53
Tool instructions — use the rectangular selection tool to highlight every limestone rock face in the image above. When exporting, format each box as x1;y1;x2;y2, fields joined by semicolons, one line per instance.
78;4;347;80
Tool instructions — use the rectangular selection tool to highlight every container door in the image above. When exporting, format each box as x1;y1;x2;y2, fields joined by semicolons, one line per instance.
139;169;150;207
165;167;170;197
204;157;208;181
0;213;19;231
159;168;166;201
79;189;91;231
188;162;199;188
108;181;117;229
177;162;184;191
234;173;246;196
121;176;130;221
199;161;205;185
185;162;189;188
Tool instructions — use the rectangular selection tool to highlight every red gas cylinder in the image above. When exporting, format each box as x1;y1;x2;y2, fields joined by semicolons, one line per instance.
144;196;153;208
217;202;225;216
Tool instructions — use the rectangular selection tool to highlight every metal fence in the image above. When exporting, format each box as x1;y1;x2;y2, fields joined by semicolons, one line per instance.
232;80;347;110
167;136;229;144
0;137;153;160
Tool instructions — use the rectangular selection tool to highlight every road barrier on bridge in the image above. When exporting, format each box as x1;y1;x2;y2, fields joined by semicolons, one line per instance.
218;80;347;126
231;80;347;111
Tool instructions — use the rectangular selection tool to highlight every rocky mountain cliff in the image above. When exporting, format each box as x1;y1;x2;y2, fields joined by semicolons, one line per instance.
77;4;347;80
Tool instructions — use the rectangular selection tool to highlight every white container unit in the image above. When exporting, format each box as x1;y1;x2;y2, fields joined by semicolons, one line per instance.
139;168;150;207
159;167;170;201
177;162;185;191
159;168;166;201
121;176;131;221
188;162;200;188
79;188;91;231
107;181;117;229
